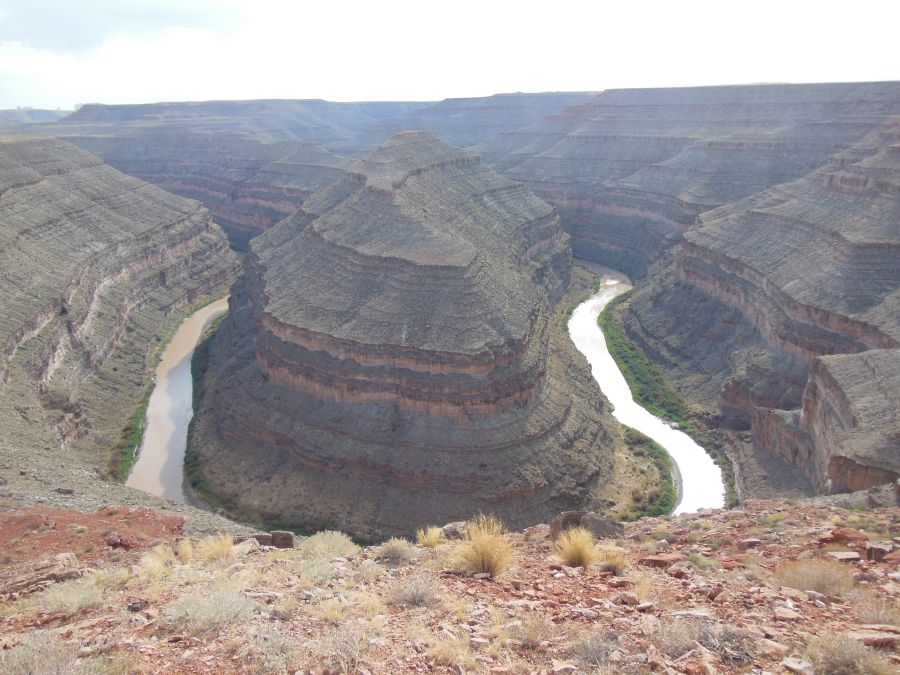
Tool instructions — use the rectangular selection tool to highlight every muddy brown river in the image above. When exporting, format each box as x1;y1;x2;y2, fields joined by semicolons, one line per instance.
125;298;228;503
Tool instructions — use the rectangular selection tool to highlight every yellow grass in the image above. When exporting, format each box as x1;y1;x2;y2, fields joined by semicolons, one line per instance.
416;525;445;548
554;527;599;568
457;515;515;578
195;534;235;563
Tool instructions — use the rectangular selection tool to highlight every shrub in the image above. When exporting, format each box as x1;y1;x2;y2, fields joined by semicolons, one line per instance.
806;635;894;675
138;543;177;579
298;531;359;560
457;515;514;578
511;614;555;649
597;547;629;575
320;623;373;674
195;534;235;563
376;537;416;566
37;578;105;615
416;525;444;548
175;539;194;564
164;589;254;637
390;575;441;608
775;558;854;595
854;593;900;626
653;619;701;657
687;553;722;570
1;631;77;674
555;527;599;568
570;631;616;667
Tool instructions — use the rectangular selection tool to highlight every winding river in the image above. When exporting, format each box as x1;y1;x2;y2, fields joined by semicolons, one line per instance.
568;267;725;514
129;270;724;515
126;298;229;503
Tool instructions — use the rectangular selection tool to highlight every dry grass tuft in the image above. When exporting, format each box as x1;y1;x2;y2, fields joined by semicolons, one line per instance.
297;531;359;560
36;577;105;615
457;515;515;578
596;547;629;575
175;539;194;564
416;525;444;548
390;574;442;608
426;631;475;669
652;619;701;657
511;614;555;649
854;592;900;626
1;631;77;674
554;527;599;568
195;534;235;563
775;558;855;595
806;635;894;675
319;623;373;674
570;631;617;667
138;543;176;579
375;537;416;566
164;589;254;637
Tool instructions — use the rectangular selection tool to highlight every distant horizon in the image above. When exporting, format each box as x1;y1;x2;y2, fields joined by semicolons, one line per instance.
1;0;898;110
8;77;900;112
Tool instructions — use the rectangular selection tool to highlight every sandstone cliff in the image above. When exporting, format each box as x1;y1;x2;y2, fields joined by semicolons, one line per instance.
0;136;240;527
624;120;900;494
478;82;900;278
189;132;614;539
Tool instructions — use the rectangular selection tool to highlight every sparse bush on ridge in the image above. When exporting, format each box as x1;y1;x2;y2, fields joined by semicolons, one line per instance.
571;631;617;667
555;526;599;568
319;623;373;674
416;525;444;548
376;537;416;566
390;574;441;608
775;558;855;595
195;533;235;563
297;531;359;560
512;614;555;649
164;589;254;637
457;515;514;578
806;635;894;675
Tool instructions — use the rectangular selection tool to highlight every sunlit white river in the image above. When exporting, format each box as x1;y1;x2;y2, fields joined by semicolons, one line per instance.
126;298;229;503
567;268;725;514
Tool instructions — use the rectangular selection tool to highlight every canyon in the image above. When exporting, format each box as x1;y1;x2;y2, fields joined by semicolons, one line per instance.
188;131;616;539
0;135;242;533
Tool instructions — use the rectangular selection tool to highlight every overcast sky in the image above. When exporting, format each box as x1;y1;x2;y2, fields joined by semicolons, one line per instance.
0;0;897;109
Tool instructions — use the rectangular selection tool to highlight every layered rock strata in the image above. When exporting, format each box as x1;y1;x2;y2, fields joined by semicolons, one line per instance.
624;120;900;493
478;82;900;277
190;132;614;539
0;136;238;514
68;133;350;250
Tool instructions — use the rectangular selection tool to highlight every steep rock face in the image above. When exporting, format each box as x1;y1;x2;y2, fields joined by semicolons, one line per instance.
0;136;238;494
625;120;900;493
190;132;614;539
478;82;900;278
67;132;350;250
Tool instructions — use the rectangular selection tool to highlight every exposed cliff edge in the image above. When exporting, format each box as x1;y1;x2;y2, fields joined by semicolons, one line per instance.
623;120;900;495
478;82;900;278
0;136;242;532
189;132;615;539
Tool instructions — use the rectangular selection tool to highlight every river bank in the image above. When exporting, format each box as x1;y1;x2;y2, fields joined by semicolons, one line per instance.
567;266;725;514
125;298;229;503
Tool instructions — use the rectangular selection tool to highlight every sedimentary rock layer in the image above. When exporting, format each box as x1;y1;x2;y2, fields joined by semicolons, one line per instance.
624;120;900;493
68;133;350;250
0;136;238;503
478;82;900;277
190;132;614;539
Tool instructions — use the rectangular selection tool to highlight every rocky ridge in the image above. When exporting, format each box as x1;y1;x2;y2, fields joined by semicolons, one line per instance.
624;119;900;495
188;132;615;539
1;493;898;673
0;136;243;533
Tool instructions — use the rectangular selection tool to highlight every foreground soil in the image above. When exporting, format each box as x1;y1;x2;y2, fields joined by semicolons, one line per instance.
1;499;898;674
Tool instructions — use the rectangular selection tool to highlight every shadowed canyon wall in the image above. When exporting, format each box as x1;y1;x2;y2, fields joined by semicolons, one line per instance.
0;136;239;510
189;132;614;539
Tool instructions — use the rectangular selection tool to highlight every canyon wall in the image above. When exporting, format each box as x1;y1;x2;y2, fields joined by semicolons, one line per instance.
624;120;900;494
478;82;900;278
189;132;615;539
0;136;239;512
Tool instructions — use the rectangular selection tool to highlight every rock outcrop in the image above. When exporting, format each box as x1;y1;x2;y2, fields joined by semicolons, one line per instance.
189;132;614;539
0;136;238;510
624;120;900;493
478;82;900;278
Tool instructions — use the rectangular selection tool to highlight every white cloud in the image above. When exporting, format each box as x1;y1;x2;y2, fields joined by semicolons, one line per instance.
0;0;897;109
